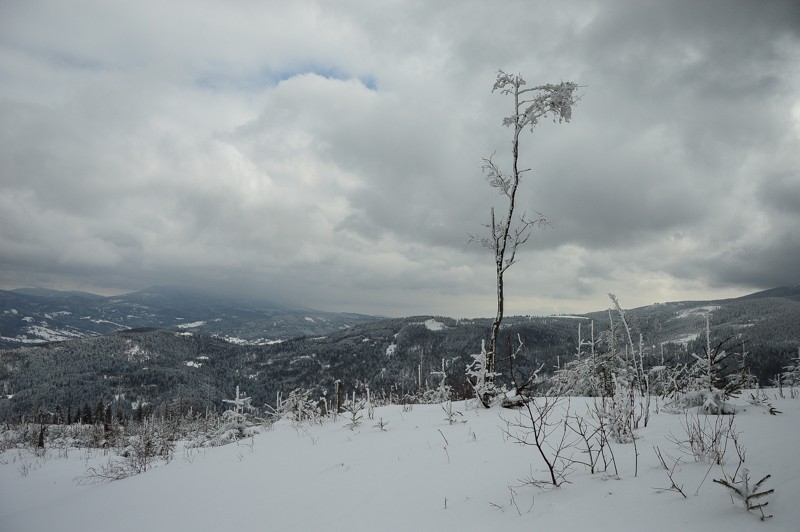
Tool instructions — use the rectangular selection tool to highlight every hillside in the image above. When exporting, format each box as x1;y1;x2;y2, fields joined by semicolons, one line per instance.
0;316;578;421
0;285;379;348
1;286;799;422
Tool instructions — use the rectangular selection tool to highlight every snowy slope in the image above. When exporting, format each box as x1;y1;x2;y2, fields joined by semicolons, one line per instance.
2;394;799;531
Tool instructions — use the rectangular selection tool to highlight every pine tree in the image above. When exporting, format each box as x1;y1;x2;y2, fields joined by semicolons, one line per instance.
94;400;105;426
781;347;800;386
81;402;92;425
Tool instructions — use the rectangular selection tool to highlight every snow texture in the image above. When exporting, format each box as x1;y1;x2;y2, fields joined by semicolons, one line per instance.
423;319;445;331
1;393;799;531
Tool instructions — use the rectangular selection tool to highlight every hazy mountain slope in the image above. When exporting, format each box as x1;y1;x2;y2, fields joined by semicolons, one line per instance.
0;286;379;348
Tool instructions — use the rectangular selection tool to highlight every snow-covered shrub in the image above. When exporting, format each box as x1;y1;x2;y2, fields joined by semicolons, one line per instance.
268;388;321;424
0;423;27;452
208;409;259;446
548;353;614;398
466;340;500;407
599;375;636;444
668;316;746;414
666;411;736;465
423;371;452;404
567;411;617;476
667;389;736;415
123;417;173;470
746;391;781;415
549;301;649;404
77;416;172;485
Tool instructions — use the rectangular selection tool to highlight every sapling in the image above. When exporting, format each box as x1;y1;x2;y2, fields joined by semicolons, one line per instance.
568;412;616;476
653;446;687;499
470;70;579;406
714;469;774;520
343;399;365;430
441;401;464;425
502;395;576;487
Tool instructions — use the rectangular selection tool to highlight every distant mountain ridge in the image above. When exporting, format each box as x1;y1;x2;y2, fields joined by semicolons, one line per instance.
10;287;106;300
2;284;799;349
0;285;378;348
733;284;800;301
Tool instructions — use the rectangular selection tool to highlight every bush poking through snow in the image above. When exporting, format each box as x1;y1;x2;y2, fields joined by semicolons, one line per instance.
266;388;321;424
714;469;774;520
653;446;687;499
568;411;618;476
502;396;575;487
424;366;453;405
441;401;464;425
208;410;259;446
598;376;636;444
667;412;737;465
75;417;172;485
746;391;782;415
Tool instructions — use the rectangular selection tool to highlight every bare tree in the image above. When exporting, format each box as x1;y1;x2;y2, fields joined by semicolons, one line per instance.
470;70;579;405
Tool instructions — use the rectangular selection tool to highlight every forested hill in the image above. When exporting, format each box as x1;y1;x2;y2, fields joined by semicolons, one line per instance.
0;316;578;421
1;286;799;422
583;285;800;369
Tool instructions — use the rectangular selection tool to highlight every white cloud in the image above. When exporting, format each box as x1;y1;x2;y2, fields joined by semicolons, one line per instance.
1;0;798;317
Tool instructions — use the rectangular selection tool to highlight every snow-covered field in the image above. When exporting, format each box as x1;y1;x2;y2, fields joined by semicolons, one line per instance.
2;393;799;532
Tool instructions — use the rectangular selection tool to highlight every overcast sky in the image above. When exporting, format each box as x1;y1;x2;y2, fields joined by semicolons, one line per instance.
1;0;799;317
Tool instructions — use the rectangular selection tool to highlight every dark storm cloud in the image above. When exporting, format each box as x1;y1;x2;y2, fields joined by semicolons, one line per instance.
0;0;798;316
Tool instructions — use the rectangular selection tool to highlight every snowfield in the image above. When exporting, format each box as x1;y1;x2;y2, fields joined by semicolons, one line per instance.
2;393;799;532
423;318;445;331
677;306;721;319
176;320;206;329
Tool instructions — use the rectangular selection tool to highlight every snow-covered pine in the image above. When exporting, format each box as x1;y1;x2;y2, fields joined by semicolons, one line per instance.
222;385;252;416
343;397;365;430
781;347;800;387
209;386;260;445
441;401;464;425
669;314;740;414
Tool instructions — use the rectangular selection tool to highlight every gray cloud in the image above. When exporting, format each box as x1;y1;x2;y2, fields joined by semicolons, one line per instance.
1;0;798;317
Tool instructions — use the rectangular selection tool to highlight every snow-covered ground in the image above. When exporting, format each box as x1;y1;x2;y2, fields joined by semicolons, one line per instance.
423;318;445;331
176;320;206;329
1;393;799;531
677;306;721;319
